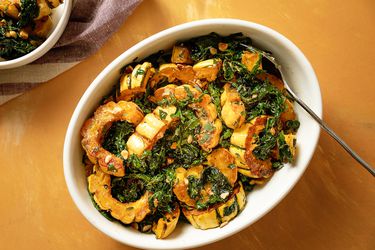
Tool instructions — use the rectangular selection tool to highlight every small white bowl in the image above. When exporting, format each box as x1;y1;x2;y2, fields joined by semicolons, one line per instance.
64;19;322;249
0;0;73;69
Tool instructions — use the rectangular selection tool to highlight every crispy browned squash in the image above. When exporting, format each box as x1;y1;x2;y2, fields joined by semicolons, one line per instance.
81;101;144;176
152;204;180;239
182;183;246;229
88;166;151;224
220;83;246;129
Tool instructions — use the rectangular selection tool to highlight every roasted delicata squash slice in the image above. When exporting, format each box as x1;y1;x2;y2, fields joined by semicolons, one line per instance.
192;59;222;83
229;117;275;179
150;59;222;88
173;165;204;207
173;148;236;207
171;45;193;64
151;84;197;104
0;0;20;19
126;105;177;156
31;16;53;37
196;119;222;151
244;116;274;178
229;123;252;176
206;148;237;186
35;0;52;20
220;83;246;129
182;183;246;229
118;62;155;101
256;72;285;91
81;101;144;177
88;166;151;224
280;99;296;123
283;133;297;160
152;204;180;239
241;51;262;72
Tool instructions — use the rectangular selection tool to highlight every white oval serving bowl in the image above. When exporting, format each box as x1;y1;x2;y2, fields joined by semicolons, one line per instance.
0;0;73;69
63;18;322;249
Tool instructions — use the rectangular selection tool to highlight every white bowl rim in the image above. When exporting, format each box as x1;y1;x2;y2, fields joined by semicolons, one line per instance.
0;0;73;69
63;18;322;249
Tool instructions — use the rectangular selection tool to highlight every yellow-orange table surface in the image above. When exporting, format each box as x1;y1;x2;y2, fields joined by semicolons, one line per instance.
0;0;374;249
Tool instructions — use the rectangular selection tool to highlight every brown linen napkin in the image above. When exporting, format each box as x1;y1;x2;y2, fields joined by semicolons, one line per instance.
0;0;143;105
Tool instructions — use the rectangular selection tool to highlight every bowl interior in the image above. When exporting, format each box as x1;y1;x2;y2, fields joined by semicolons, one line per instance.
64;19;322;249
0;0;72;68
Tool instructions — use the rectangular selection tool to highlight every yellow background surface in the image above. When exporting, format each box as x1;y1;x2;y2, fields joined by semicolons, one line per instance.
0;0;374;249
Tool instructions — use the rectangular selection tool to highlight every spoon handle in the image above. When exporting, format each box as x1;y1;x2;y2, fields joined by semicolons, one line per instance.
286;88;375;176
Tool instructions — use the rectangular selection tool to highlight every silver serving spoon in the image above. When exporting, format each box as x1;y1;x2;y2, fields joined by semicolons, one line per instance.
241;43;375;176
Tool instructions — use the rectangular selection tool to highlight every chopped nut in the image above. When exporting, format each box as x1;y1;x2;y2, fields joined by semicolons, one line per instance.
5;31;17;38
220;192;229;199
9;30;17;38
104;155;111;163
218;42;228;51
184;178;189;185
19;30;28;40
142;225;152;232
209;47;217;55
170;142;177;149
120;149;129;159
269;128;276;135
167;158;174;165
0;20;6;26
187;135;193;143
153;198;159;207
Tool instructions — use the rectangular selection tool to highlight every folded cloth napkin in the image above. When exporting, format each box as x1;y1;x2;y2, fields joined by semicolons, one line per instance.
0;0;142;105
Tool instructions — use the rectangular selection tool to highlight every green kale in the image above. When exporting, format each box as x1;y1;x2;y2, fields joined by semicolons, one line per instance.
159;109;168;120
147;167;176;213
168;108;207;167
223;200;238;216
207;82;222;114
219;125;233;148
182;32;252;62
111;177;145;203
277;132;293;163
252;117;278;161
102;121;134;158
195;167;233;210
284;120;300;133
0;17;38;59
170;143;207;167
185;33;221;62
252;132;277;160
128;148;166;175
0;36;37;59
132;83;157;114
18;0;39;27
238;174;256;192
233;81;286;121
187;175;202;199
